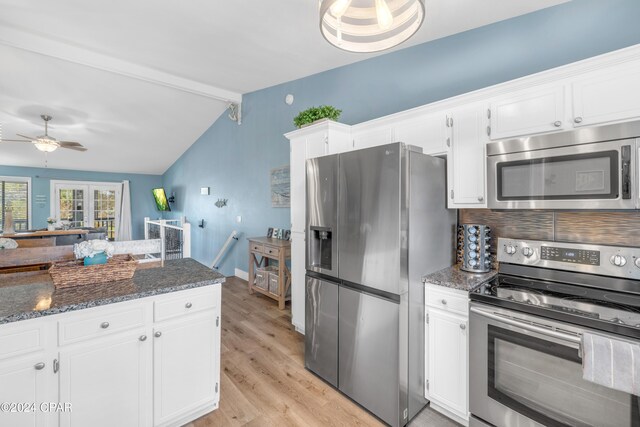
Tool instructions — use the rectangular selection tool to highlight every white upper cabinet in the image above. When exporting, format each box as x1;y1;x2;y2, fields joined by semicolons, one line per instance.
447;104;487;208
572;63;640;127
352;125;394;150
489;84;566;140
395;112;449;155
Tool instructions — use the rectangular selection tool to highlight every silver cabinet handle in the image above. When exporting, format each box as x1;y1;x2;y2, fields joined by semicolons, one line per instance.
185;302;192;309
155;331;162;338
139;335;147;342
574;116;583;123
100;322;110;329
34;362;45;370
553;121;562;127
53;359;59;374
477;196;484;202
441;299;447;305
460;324;466;330
446;137;451;147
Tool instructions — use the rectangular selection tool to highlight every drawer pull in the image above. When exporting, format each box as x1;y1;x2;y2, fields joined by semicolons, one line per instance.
155;331;162;338
185;302;193;309
460;324;466;330
34;362;45;370
441;299;447;305
100;322;110;329
139;335;147;342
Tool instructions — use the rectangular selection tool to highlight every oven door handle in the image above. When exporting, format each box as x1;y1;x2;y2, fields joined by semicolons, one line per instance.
470;307;582;347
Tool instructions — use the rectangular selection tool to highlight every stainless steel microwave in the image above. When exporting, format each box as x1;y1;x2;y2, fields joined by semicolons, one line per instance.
487;121;640;209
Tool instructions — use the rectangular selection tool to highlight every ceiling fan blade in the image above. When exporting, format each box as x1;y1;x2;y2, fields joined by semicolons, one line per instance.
0;139;32;143
16;133;36;140
58;141;83;147
59;144;87;152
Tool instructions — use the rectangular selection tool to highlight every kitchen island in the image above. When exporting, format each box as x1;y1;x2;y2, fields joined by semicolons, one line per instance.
0;258;224;427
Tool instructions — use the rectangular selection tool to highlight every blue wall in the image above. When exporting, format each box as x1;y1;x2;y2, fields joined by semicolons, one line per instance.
163;0;640;276
0;165;162;240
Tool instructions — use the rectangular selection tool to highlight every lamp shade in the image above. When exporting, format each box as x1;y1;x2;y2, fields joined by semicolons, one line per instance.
320;0;425;53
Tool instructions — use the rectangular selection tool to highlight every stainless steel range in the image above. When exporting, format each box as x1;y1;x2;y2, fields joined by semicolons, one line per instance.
469;238;640;427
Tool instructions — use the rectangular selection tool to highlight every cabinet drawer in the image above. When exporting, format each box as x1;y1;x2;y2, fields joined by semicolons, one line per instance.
0;323;46;360
426;285;468;316
58;305;146;346
263;246;280;257
154;286;217;322
250;243;264;253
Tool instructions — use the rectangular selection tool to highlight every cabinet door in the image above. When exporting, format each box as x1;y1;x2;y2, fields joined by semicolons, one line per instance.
59;330;151;427
290;138;306;233
395;113;448;155
153;311;219;426
428;308;468;419
352;127;394;150
572;64;640;127
489;84;565;140
290;231;306;333
448;106;487;207
305;132;329;159
0;353;57;427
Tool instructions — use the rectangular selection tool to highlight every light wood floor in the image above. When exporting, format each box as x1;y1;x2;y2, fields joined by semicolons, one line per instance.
187;276;459;427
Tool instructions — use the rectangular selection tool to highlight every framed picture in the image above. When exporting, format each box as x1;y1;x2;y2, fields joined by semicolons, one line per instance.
267;227;274;238
271;166;290;208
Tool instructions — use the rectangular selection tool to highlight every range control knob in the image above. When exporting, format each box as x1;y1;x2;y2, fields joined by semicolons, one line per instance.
522;247;534;258
610;254;627;267
505;245;516;255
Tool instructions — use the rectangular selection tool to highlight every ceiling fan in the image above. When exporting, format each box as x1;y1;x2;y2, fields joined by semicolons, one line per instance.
0;115;87;153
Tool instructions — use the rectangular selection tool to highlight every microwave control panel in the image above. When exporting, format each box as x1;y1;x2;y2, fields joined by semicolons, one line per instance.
540;246;600;266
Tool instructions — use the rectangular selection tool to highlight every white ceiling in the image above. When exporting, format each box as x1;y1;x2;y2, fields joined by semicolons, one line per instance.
0;0;568;174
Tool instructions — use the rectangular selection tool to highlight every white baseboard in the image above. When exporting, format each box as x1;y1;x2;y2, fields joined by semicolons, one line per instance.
234;268;248;281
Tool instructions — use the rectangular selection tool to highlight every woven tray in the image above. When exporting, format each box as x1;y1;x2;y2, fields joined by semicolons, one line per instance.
49;254;137;289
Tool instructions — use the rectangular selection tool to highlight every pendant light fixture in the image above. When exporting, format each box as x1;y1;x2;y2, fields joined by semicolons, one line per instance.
319;0;425;53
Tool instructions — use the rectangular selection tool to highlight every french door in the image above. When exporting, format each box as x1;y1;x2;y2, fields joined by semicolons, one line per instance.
52;181;121;240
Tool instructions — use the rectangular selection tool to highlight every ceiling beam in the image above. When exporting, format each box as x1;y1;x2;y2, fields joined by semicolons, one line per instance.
0;24;243;104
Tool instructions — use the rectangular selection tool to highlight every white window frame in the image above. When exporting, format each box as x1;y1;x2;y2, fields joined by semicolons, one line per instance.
50;180;121;235
0;175;32;230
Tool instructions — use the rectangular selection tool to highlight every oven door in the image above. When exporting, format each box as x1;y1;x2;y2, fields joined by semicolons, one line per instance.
469;303;640;427
487;139;636;209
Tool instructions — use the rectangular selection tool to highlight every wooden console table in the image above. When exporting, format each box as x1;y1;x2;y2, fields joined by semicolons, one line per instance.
247;236;291;309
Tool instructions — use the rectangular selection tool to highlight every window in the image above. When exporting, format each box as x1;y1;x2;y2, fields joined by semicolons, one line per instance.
0;176;31;231
51;180;120;240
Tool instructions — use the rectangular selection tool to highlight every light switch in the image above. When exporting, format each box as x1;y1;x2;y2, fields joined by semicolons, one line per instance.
236;216;242;223
200;187;210;195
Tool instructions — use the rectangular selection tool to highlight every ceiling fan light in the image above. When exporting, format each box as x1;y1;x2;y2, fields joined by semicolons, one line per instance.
34;140;59;152
320;0;425;53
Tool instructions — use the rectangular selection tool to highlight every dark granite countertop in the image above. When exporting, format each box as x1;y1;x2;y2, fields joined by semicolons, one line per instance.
422;265;497;292
0;258;225;325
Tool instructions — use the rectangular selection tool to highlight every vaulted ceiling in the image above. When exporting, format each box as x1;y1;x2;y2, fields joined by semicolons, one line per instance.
0;0;568;174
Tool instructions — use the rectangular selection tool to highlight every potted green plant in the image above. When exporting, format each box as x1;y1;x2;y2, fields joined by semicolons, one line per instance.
293;105;342;129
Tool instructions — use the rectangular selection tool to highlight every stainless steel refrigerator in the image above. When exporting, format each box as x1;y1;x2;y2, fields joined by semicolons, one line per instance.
304;143;456;427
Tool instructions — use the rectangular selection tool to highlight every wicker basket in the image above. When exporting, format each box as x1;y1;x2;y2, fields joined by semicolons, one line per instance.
255;266;278;290
49;254;137;289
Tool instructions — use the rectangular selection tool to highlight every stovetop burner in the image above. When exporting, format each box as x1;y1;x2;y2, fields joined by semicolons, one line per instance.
472;274;640;330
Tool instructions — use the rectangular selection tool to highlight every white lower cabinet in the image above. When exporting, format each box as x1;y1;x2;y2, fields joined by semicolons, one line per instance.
0;284;221;427
0;351;57;427
426;285;469;425
59;329;151;427
153;311;219;426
